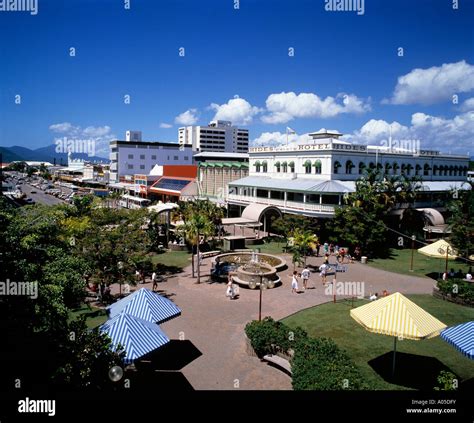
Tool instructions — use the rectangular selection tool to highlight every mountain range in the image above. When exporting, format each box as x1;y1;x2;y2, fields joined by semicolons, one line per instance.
0;145;108;165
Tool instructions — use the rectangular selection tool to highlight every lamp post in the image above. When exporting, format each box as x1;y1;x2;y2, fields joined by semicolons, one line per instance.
409;235;416;272
258;272;267;322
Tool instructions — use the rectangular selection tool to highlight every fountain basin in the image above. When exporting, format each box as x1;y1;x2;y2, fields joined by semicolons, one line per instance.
211;252;286;289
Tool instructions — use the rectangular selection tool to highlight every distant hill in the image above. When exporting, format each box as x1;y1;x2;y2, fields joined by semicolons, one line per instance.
1;145;108;165
0;147;25;162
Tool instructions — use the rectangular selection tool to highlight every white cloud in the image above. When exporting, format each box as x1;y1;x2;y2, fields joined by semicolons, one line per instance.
159;123;173;128
82;125;111;137
49;122;78;134
251;131;307;147
347;111;474;154
385;60;474;105
49;122;115;158
209;96;262;125
174;109;199;125
460;97;474;112
261;92;370;124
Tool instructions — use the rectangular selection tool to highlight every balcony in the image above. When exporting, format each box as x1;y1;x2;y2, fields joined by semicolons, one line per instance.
110;152;118;161
226;194;336;215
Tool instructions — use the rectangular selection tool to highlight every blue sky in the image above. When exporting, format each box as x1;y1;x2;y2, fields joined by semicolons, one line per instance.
1;0;473;157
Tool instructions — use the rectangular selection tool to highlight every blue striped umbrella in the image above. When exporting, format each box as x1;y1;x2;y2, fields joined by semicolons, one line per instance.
441;321;474;360
107;288;181;323
100;313;170;364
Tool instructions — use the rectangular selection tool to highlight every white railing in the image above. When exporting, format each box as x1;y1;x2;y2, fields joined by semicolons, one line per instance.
226;194;336;213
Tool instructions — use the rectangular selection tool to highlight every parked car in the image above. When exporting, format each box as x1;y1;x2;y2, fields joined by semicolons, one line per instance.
30;190;37;194
24;198;35;204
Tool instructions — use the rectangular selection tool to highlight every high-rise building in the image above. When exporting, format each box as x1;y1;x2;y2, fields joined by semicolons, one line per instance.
178;120;249;153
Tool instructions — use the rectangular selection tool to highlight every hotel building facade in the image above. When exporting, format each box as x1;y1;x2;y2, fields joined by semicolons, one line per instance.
227;131;470;219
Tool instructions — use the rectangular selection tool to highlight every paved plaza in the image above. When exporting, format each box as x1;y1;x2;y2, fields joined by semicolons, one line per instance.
110;252;436;390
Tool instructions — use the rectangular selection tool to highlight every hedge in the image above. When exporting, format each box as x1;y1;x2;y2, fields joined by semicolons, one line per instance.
245;317;371;390
436;279;474;306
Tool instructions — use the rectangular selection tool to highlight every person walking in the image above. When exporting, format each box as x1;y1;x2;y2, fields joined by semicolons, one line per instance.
152;271;158;292
301;266;311;290
291;271;299;294
316;242;321;257
226;274;235;299
319;263;328;285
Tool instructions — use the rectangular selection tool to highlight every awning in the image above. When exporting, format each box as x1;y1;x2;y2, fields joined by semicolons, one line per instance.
107;288;181;324
351;292;446;340
100;313;170;364
441;321;474;360
274;161;281;167
288;161;295;167
416;208;445;226
304;160;312;166
418;239;458;259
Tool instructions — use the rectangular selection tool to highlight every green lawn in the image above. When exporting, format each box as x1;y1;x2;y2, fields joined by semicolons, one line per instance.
150;250;191;271
367;248;470;279
69;304;108;328
258;240;287;255
282;295;474;390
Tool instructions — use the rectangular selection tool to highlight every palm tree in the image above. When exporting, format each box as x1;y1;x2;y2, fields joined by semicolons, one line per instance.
292;228;318;267
179;213;214;283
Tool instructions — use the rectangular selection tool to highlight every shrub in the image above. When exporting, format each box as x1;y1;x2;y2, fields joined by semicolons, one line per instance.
436;279;474;305
244;317;300;357
245;318;370;390
291;337;369;390
434;370;458;391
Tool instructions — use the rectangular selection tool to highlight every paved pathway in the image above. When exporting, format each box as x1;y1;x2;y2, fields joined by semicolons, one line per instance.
110;253;435;390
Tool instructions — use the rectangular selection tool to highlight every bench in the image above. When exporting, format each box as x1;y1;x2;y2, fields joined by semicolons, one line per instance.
263;354;292;376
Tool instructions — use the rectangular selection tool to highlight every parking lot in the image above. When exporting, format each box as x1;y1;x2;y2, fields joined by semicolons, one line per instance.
4;172;79;206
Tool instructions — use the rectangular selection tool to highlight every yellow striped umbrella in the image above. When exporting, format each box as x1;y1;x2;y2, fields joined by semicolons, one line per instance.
350;292;446;375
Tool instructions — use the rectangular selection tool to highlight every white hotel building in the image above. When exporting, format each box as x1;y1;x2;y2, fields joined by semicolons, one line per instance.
179;120;249;153
227;131;470;219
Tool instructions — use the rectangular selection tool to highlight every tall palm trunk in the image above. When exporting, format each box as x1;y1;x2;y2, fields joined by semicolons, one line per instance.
191;244;195;278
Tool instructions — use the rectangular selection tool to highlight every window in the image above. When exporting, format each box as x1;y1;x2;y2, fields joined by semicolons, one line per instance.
151;155;157;160
345;160;354;174
392;163;399;174
314;160;322;174
262;161;268;172
415;164;422;176
289;161;295;173
140;165;145;170
128;164;134;170
184;156;189;160
282;162;288;173
433;165;439;176
358;162;366;175
128;154;134;159
304;160;312;174
385;163;392;174
333;161;341;174
174;156;178;160
140;155;145;160
274;161;281;173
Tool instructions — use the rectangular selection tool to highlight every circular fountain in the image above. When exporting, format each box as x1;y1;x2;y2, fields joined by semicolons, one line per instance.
211;251;286;289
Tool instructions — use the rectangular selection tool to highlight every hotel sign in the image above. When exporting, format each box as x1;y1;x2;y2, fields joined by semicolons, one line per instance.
250;144;368;153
